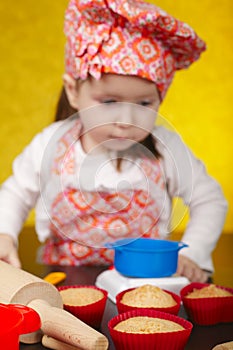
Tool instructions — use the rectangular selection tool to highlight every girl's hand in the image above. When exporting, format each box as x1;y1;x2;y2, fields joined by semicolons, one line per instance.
176;254;208;282
0;234;21;268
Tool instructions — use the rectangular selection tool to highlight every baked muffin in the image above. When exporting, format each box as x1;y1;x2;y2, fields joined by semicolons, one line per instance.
116;284;180;315
58;285;108;328
114;316;184;333
108;309;193;350
59;286;104;306
185;284;233;299
180;283;233;325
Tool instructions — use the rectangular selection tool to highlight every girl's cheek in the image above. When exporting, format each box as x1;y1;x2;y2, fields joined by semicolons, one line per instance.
135;112;157;132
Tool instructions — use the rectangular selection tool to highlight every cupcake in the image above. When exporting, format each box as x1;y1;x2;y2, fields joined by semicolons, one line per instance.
108;309;193;350
58;285;108;328
180;282;233;326
116;284;181;315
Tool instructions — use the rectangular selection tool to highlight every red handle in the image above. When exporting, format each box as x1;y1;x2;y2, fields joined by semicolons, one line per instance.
5;304;41;335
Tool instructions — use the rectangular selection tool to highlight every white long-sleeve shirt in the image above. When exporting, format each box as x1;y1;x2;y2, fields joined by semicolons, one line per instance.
0;119;227;271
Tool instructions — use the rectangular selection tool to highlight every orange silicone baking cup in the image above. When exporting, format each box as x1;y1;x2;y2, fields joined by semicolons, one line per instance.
108;309;193;350
180;282;233;326
116;287;181;315
58;285;108;329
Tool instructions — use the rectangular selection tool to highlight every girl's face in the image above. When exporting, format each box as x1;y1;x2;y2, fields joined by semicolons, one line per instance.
71;74;160;154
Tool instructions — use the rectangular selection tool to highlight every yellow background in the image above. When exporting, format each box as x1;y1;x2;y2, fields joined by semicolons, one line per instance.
0;0;232;233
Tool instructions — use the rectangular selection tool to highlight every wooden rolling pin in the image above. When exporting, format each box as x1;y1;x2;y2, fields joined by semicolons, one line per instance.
212;342;233;350
0;260;108;350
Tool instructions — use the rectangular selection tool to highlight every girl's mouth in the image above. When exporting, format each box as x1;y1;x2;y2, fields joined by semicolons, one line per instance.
110;135;131;140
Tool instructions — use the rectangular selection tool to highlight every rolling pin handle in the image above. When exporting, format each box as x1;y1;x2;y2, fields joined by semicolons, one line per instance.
42;335;82;350
28;299;109;350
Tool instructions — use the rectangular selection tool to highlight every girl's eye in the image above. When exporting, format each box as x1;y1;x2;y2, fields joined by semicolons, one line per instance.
139;101;151;106
102;99;117;104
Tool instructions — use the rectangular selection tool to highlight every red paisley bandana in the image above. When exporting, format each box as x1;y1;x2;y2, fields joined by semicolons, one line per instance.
64;0;206;99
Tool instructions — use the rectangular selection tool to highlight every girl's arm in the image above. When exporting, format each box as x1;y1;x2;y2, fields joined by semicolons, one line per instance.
0;142;42;240
0;122;63;264
155;127;228;274
176;154;227;273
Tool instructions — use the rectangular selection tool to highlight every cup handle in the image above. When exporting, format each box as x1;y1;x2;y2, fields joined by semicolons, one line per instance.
178;242;189;250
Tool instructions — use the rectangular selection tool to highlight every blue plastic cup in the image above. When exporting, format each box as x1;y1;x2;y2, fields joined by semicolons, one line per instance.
106;238;188;278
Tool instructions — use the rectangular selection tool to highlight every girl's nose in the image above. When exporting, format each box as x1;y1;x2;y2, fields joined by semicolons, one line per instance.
115;103;134;126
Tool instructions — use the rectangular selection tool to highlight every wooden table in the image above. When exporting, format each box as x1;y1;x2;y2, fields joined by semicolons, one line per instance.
20;265;233;350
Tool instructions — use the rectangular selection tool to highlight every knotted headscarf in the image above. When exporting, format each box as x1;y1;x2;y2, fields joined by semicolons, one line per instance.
64;0;206;99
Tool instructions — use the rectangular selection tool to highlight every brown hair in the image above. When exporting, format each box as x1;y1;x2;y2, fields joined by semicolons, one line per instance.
55;86;77;121
55;86;161;168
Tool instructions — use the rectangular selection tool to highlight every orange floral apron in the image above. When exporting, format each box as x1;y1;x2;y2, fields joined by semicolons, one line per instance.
41;119;166;266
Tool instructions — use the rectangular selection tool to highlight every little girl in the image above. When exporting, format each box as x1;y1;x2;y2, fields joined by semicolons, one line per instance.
0;0;227;282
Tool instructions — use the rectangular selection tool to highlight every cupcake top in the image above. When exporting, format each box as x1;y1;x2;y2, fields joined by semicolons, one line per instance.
114;316;184;334
185;285;233;299
120;285;177;308
59;287;104;306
